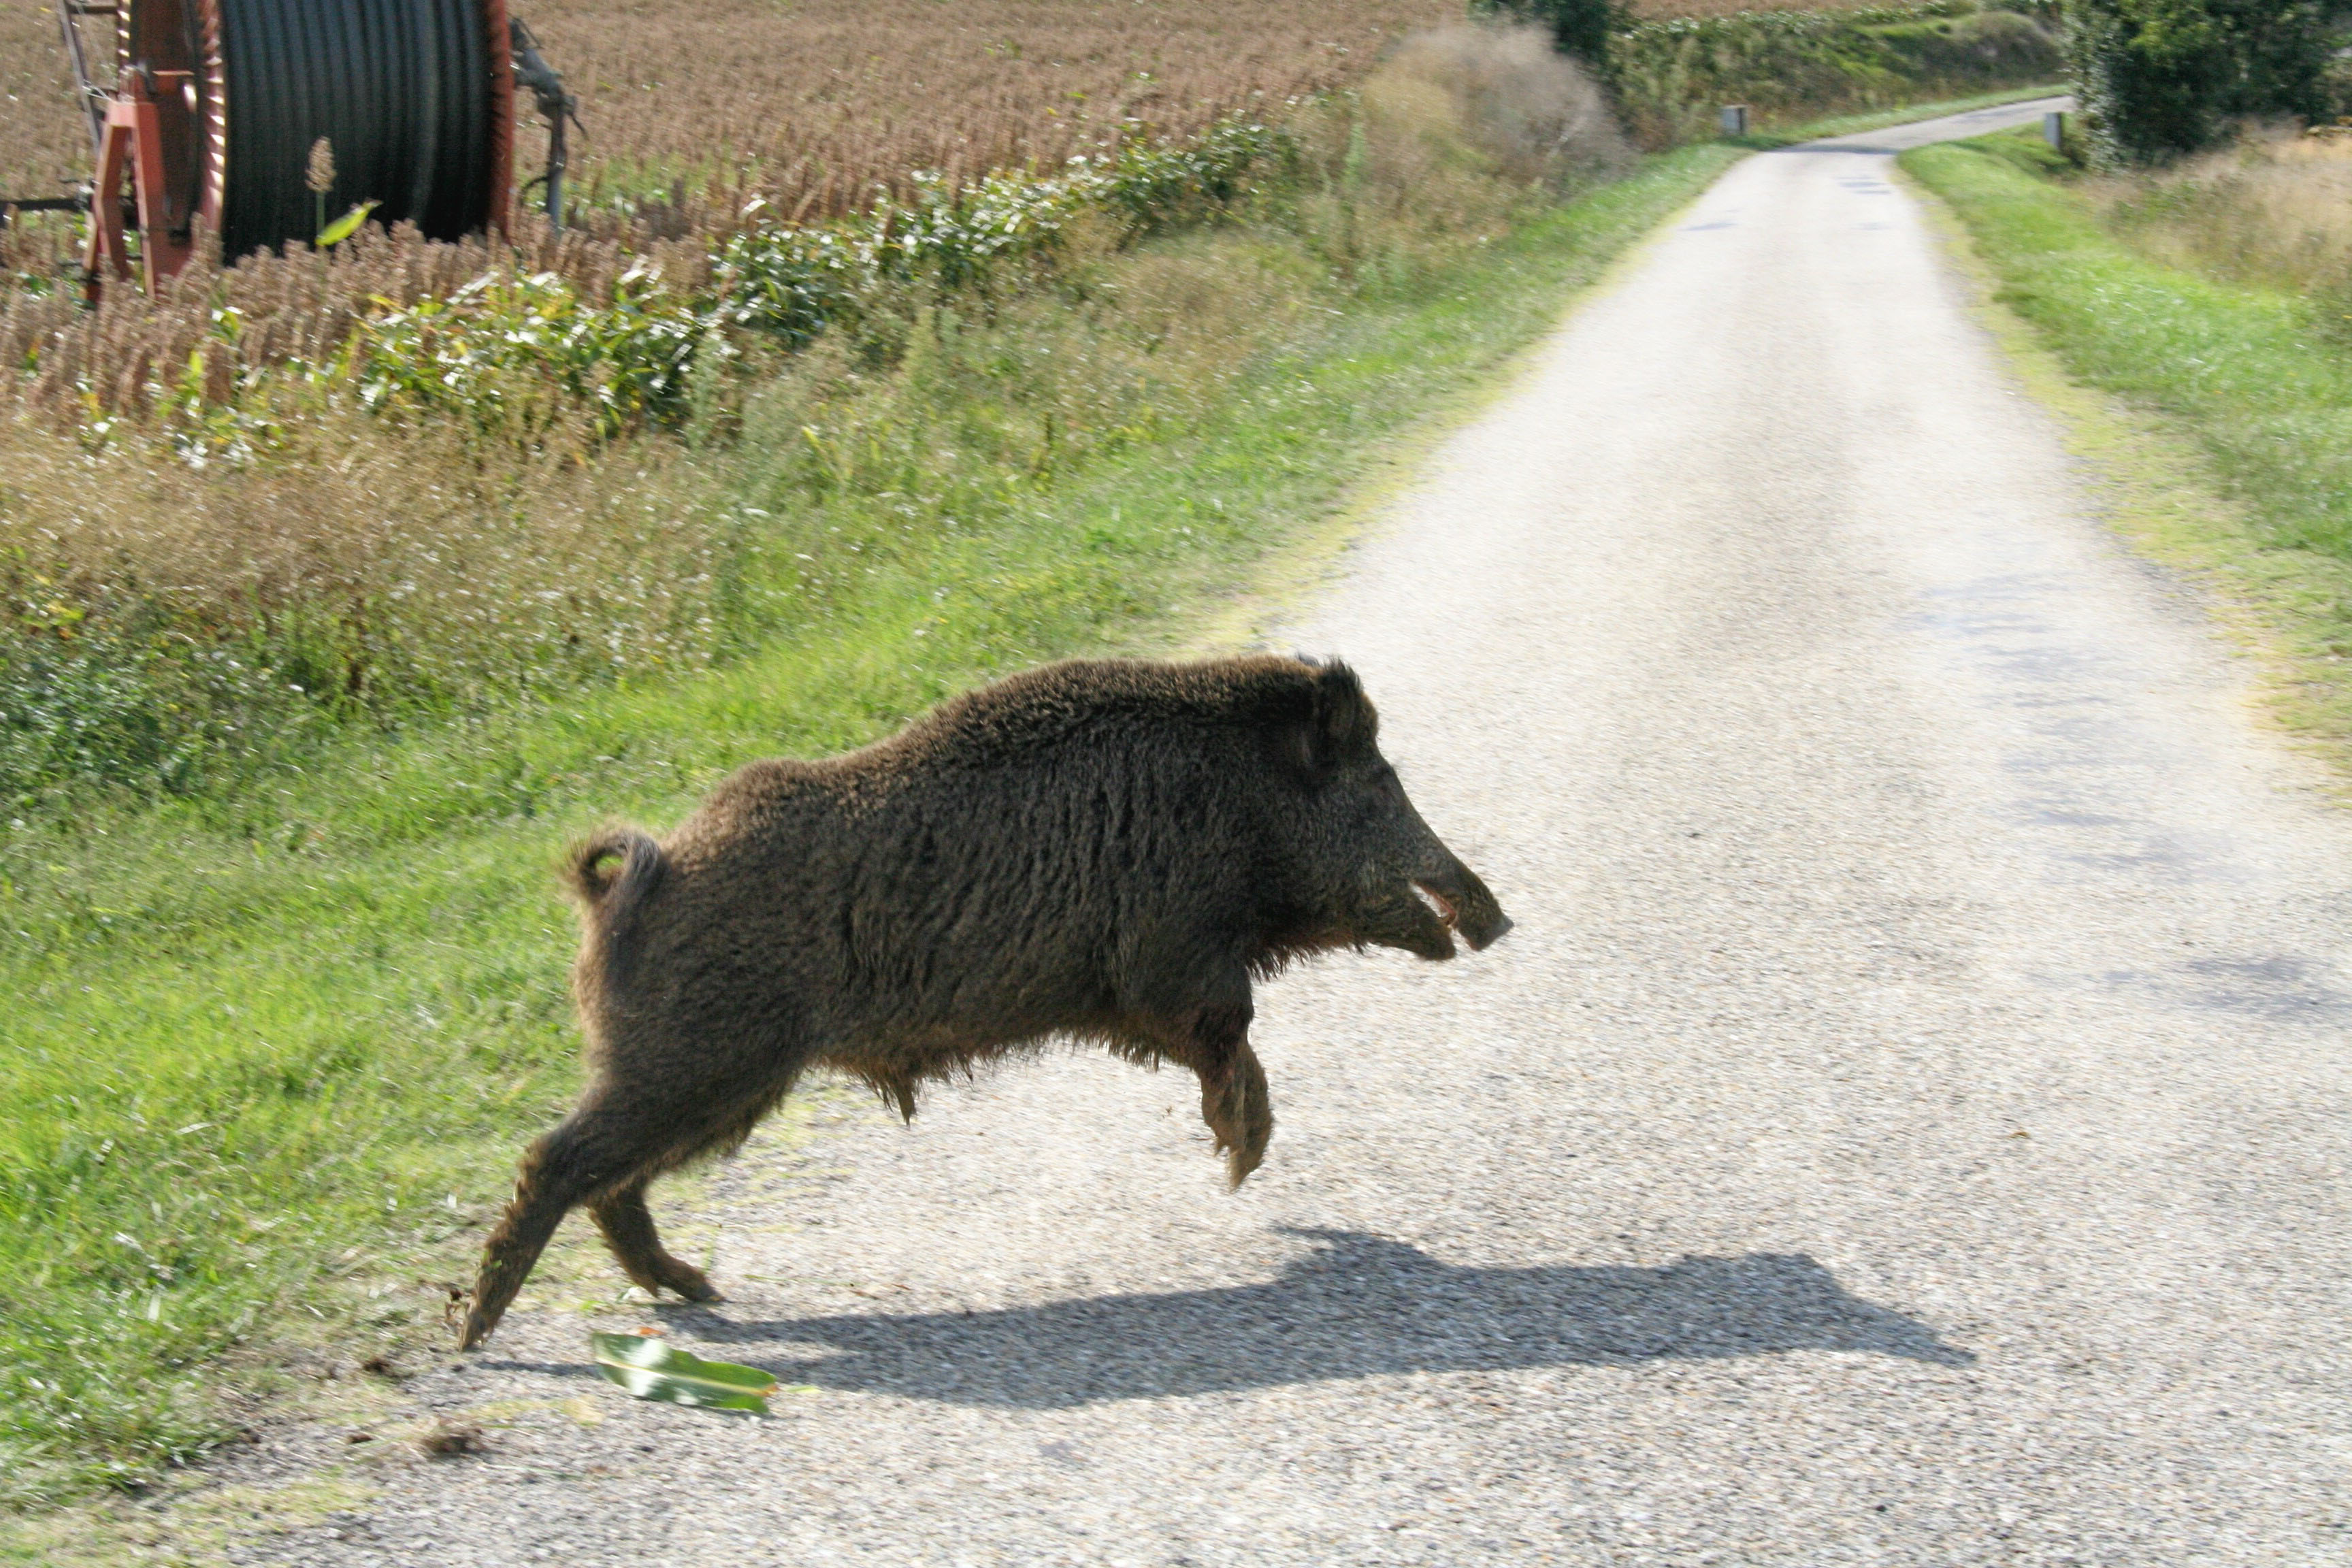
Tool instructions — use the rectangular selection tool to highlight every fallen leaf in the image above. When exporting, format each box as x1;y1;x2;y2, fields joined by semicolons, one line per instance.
589;1332;779;1414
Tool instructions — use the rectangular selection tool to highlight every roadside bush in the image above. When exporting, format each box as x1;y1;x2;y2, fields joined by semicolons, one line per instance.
1364;26;1630;193
2206;0;2341;121
2065;0;2342;166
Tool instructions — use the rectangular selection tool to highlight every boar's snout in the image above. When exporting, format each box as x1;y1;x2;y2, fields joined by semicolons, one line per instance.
1340;791;1512;963
1415;854;1512;953
1290;659;1512;962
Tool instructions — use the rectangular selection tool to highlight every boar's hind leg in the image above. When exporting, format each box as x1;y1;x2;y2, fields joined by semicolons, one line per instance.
461;1088;708;1350
464;1068;791;1348
591;1179;720;1303
462;1101;642;1350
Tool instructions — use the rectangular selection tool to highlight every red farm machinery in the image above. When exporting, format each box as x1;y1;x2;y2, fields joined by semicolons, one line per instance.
10;0;575;299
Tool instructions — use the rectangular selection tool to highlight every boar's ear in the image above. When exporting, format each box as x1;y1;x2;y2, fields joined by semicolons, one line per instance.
1302;659;1377;772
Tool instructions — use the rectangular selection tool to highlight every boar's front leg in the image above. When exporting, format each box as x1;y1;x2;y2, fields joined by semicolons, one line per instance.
1156;989;1273;1189
1199;1019;1273;1189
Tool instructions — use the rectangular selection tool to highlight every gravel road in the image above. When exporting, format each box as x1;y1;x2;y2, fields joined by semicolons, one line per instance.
234;99;2352;1565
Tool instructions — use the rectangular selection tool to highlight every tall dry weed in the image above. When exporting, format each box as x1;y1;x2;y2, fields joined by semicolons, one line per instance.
2093;129;2352;308
1288;24;1624;287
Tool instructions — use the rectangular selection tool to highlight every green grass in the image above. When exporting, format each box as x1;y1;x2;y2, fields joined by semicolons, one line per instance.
1903;129;2352;760
1904;131;2352;557
0;142;1750;1509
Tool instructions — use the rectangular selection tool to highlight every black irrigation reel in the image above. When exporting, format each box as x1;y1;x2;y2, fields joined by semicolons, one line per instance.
5;0;579;300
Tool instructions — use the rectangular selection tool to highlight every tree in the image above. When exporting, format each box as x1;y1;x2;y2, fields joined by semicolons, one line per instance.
2207;0;2335;120
2066;0;2226;163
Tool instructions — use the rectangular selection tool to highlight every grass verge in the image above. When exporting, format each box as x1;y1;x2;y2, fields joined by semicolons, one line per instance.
0;141;1748;1513
1902;129;2352;774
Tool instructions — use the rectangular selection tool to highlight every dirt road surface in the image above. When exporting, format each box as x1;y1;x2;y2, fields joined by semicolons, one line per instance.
236;99;2352;1565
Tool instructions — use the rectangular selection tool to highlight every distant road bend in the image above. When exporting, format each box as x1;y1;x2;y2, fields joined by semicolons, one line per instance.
248;99;2352;1565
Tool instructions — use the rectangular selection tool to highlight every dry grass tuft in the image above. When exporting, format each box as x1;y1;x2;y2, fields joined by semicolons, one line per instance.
2092;129;2352;305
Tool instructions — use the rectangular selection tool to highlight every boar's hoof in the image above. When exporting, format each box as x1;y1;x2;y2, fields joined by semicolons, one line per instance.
1468;910;1513;949
659;1265;723;1303
1202;1051;1273;1189
457;1307;497;1352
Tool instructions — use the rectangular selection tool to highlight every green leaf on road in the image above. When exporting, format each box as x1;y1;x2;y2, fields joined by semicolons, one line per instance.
589;1331;779;1413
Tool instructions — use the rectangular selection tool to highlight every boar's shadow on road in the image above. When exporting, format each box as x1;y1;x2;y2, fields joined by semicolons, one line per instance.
589;1231;1973;1407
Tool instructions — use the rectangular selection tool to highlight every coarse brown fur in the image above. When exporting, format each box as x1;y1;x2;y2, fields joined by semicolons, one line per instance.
461;655;1509;1348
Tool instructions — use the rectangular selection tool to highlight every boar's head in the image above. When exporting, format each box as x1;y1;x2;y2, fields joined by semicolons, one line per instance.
1275;659;1512;962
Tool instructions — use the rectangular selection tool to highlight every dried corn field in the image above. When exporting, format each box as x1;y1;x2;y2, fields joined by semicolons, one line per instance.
1;0;1463;225
524;0;1465;218
1;0;1908;219
1;2;84;197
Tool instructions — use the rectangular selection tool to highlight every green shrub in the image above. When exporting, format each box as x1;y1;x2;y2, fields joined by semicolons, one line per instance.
2065;0;2343;166
2208;0;2340;121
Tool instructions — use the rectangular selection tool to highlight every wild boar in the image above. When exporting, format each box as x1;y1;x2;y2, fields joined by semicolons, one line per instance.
460;654;1509;1349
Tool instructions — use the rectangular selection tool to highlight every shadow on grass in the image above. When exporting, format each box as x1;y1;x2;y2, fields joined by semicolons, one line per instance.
539;1229;1975;1407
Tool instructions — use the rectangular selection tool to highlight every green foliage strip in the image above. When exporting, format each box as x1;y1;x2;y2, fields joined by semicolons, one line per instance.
20;119;1293;451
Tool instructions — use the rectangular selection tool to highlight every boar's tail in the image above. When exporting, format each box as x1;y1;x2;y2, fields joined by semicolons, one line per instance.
566;828;666;989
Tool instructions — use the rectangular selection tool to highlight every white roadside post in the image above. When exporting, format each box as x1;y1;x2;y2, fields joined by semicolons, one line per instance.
1720;104;1750;136
2043;110;2065;150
